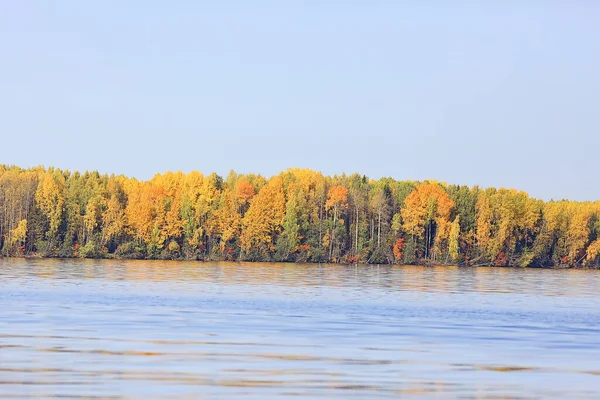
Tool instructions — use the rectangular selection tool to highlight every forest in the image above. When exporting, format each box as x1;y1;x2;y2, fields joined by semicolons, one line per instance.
1;164;599;268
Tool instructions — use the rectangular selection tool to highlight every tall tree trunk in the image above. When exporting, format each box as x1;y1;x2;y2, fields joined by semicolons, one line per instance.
377;211;381;247
355;206;359;257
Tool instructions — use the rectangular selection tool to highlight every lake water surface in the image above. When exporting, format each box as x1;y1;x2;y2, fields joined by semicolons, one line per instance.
2;259;600;399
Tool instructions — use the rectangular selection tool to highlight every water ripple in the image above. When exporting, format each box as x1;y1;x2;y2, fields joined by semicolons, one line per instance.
2;259;600;398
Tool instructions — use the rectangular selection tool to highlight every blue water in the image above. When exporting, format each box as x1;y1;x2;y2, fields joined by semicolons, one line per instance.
2;259;600;398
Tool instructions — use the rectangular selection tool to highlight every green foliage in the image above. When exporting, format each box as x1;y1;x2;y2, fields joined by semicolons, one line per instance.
79;239;100;258
115;241;145;259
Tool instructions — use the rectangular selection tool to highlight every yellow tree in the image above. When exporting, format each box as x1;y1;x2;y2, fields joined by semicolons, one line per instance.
5;219;27;256
530;200;566;266
82;196;104;247
240;176;285;259
0;168;37;254
214;186;242;258
101;176;126;247
564;202;598;264
585;238;600;266
401;182;454;261
163;196;183;239
475;190;493;258
179;171;205;254
154;172;184;254
514;193;542;267
291;168;328;261
449;215;461;262
35;170;66;249
482;189;525;265
124;179;167;253
197;173;223;256
236;179;256;210
325;185;348;261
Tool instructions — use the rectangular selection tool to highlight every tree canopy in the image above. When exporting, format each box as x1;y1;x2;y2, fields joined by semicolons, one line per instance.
1;165;599;267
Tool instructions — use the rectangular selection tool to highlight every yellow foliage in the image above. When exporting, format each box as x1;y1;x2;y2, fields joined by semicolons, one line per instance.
475;191;492;253
449;215;460;261
326;186;349;211
102;194;125;242
35;172;65;237
240;176;285;255
586;239;600;264
4;163;600;267
6;219;27;249
401;183;454;239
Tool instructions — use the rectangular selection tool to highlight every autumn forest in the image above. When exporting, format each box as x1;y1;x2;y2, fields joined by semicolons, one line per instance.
1;165;600;268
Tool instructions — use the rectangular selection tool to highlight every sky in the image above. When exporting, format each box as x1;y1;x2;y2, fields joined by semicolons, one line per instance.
1;2;599;201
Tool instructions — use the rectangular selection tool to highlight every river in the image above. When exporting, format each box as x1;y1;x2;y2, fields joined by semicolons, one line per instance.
1;259;600;398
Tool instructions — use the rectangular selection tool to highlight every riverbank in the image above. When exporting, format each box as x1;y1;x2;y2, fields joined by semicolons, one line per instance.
2;165;600;270
2;253;597;269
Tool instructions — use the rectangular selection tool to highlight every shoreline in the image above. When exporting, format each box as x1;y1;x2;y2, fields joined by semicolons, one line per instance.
1;254;594;269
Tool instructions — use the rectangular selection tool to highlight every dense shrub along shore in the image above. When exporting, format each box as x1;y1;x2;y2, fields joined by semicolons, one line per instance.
1;165;599;268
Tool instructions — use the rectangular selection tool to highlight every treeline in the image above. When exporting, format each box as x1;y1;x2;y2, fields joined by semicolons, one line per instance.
1;165;600;267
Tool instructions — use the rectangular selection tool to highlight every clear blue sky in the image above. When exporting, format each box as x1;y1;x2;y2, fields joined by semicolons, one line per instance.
1;2;599;201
